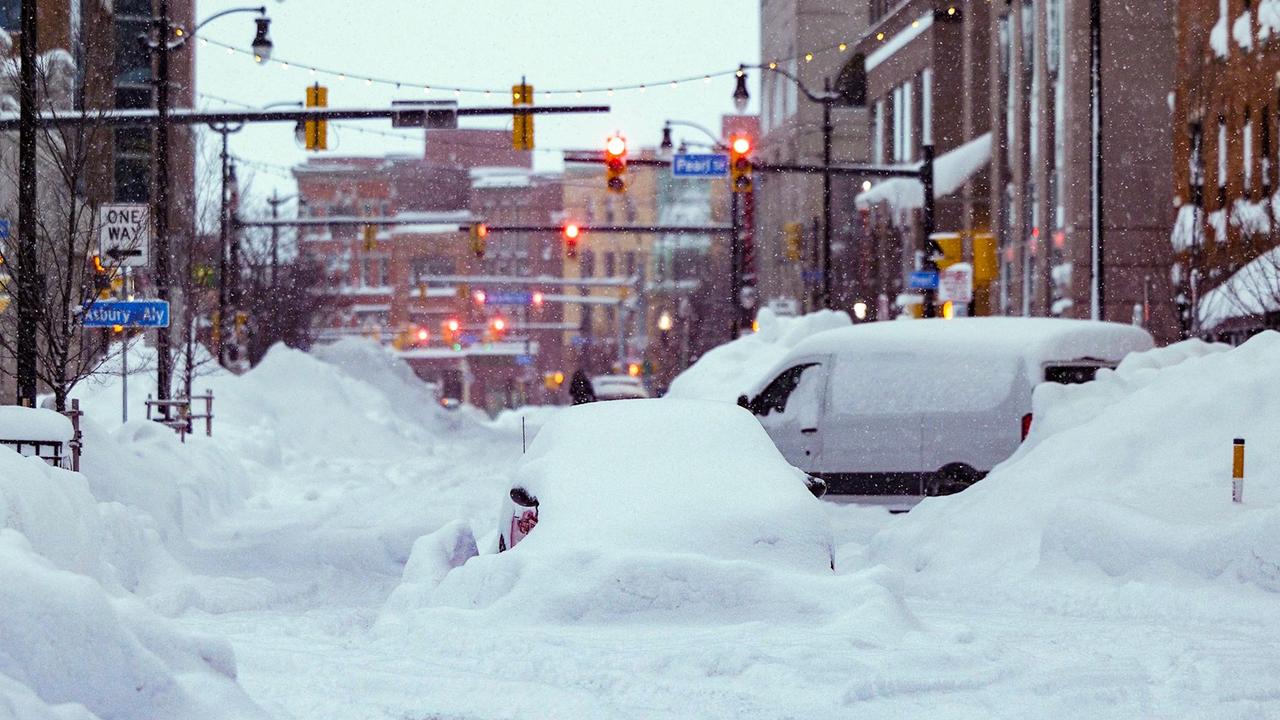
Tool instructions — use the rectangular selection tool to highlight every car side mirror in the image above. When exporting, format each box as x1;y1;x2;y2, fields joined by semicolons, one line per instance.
510;486;539;508
804;475;828;499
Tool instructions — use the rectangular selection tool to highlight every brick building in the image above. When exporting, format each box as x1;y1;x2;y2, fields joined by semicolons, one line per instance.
987;0;1177;339
294;131;568;414
1172;0;1280;339
853;0;994;318
755;0;869;314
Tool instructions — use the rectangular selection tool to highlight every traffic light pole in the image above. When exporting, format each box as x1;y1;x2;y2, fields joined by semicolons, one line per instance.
821;81;834;310
14;0;38;406
729;190;742;340
920;145;938;318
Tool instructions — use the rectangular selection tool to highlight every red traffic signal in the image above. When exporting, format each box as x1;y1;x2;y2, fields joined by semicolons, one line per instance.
563;222;581;258
416;327;429;342
532;291;544;307
604;134;627;194
729;133;754;194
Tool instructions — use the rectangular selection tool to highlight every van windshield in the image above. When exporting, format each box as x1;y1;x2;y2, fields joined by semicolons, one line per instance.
830;352;1021;415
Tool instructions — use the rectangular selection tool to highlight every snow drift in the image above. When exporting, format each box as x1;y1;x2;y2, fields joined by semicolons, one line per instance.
871;335;1280;596
378;400;911;635
666;308;851;402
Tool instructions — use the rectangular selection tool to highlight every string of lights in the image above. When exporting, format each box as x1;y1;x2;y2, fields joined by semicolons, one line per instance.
195;17;912;100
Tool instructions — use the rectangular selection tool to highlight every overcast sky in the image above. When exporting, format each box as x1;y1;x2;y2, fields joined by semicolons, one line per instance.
195;0;761;203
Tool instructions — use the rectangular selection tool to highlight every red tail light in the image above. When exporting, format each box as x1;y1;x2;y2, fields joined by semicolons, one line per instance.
1021;413;1034;441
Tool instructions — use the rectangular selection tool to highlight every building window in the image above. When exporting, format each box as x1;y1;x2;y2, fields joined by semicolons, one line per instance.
1189;121;1204;205
0;0;20;32
1218;114;1227;207
873;99;885;164
114;157;150;203
1263;109;1273;196
1244;110;1255;197
624;251;637;279
921;69;933;147
892;86;903;162
580;250;595;278
902;78;913;162
115;19;152;85
361;256;390;287
604;252;616;278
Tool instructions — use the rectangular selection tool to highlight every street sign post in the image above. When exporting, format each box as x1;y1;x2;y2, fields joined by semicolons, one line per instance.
938;263;974;304
489;290;533;306
671;153;730;178
82;300;169;328
97;203;150;267
908;270;940;290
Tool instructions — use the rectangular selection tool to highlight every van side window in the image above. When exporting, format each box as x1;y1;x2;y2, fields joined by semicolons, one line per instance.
752;363;819;416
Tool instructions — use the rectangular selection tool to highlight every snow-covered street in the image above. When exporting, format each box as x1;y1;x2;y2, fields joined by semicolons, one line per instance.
4;331;1280;719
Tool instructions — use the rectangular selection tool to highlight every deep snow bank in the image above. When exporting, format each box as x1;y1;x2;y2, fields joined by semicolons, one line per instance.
871;335;1280;594
665;308;851;401
0;454;266;720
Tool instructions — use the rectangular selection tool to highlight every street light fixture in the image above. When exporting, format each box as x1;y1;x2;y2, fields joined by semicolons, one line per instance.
146;3;273;400
733;70;750;113
251;16;273;62
734;63;841;310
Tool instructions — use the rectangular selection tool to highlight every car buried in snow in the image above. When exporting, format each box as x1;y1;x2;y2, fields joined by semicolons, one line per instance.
737;317;1154;504
496;399;834;571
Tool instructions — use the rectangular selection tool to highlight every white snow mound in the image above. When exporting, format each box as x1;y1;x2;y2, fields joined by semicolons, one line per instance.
871;335;1280;593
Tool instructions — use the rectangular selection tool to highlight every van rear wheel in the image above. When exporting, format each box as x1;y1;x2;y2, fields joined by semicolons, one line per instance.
926;464;980;496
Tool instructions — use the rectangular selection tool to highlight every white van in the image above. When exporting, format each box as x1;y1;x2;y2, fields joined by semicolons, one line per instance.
737;318;1154;499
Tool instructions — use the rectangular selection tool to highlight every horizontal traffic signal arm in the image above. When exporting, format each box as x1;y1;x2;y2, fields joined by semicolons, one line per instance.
0;104;609;130
563;154;926;180
233;216;733;234
411;273;638;288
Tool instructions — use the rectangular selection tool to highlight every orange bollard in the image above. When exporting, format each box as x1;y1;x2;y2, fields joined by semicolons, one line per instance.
1232;438;1245;504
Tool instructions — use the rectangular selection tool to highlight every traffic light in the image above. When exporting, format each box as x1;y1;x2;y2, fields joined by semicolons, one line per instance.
442;318;461;345
91;254;111;298
604;134;627;193
563;222;581;259
472;289;487;306
415;327;429;344
489;316;508;341
627;362;641;377
531;291;544;308
729;134;753;193
783;222;803;262
362;224;377;251
304;83;328;151
470;222;488;258
512;80;534;151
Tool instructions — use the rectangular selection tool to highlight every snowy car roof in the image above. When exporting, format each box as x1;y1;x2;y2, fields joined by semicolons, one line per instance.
784;317;1153;369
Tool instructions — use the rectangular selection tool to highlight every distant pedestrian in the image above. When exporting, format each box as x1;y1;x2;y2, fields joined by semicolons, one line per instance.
569;369;596;405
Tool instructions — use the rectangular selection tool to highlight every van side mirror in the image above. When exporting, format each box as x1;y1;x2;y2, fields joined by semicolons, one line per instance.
804;475;828;499
510;486;539;508
737;394;751;410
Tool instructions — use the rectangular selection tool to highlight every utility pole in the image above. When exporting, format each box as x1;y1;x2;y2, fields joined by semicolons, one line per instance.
15;0;39;406
267;190;286;286
921;145;938;317
1089;0;1105;320
729;189;741;340
821;79;834;311
152;0;174;410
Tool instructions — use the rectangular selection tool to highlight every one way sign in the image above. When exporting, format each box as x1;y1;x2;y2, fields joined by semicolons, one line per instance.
97;203;150;268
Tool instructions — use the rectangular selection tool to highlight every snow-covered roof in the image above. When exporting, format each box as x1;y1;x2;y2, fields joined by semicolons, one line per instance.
855;132;992;210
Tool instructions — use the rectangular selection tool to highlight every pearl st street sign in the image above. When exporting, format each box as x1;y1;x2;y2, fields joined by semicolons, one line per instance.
82;300;170;328
97;203;150;267
671;153;729;178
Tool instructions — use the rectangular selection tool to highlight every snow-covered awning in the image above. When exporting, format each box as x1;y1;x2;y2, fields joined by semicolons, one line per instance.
855;132;992;210
1198;245;1280;329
